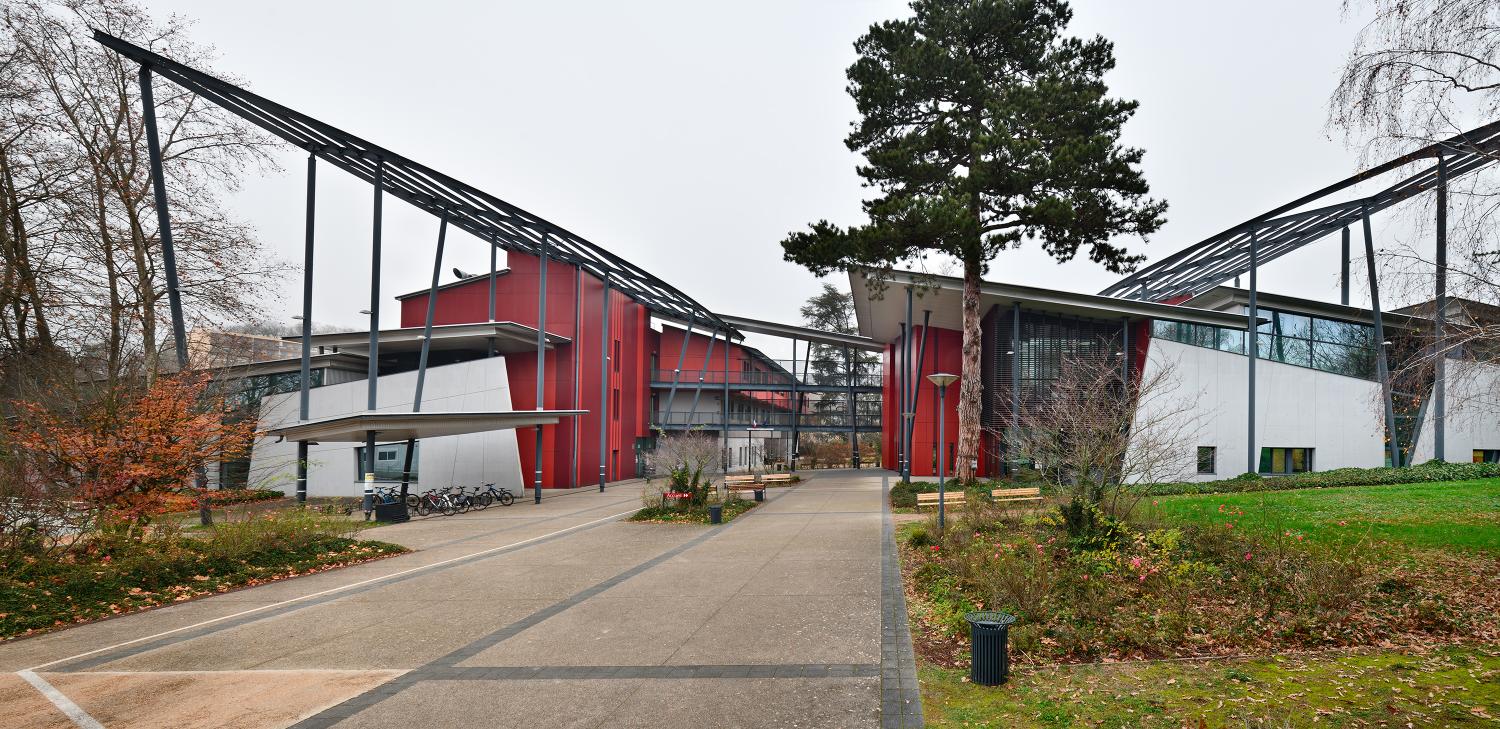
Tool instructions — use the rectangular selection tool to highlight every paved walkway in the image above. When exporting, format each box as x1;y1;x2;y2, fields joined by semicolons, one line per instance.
1;471;920;729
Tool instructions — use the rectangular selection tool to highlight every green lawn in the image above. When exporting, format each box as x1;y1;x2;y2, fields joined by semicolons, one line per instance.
921;645;1500;727
1145;478;1500;553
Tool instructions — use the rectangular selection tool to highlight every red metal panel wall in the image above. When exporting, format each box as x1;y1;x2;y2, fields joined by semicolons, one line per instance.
398;252;649;487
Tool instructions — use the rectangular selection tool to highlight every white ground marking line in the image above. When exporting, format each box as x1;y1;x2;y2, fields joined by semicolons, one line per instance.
20;507;637;673
17;670;106;729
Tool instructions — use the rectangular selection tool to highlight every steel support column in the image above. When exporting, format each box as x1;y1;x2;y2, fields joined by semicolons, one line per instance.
908;311;930;474
1010;303;1021;469
1247;228;1259;475
688;327;717;428
722;330;730;476
897;323;907;478
1435;151;1448;461
296;152;316;503
534;231;549;505
363;158;385;518
137;66;189;369
487;233;498;357
661;320;695;427
402;216;447;502
903;286;914;481
1121;318;1130;384
1363;205;1403;468
846;346;857;467
1340;226;1351;307
598;274;611;491
789;339;799;470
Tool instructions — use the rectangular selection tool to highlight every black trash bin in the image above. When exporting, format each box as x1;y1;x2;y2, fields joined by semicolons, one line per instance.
707;504;723;524
964;611;1016;686
754;488;765;502
373;500;410;523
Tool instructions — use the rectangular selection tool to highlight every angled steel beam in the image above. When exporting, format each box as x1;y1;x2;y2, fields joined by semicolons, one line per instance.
137;66;188;369
1247;228;1259;475
297;152;315;503
534;232;549;505
1362;204;1402;468
1435;150;1448;461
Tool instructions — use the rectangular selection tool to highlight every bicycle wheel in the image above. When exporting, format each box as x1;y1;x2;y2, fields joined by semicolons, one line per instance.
476;492;493;509
498;490;514;507
416;498;431;517
456;496;471;514
440;497;457;516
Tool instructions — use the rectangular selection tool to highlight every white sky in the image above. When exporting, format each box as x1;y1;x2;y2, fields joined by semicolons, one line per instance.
143;0;1412;358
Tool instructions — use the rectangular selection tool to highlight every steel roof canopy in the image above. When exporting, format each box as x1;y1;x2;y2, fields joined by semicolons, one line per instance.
1101;118;1500;302
93;30;735;336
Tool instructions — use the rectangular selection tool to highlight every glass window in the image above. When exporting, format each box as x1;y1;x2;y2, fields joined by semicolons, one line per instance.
1276;311;1312;339
1259;447;1313;475
1197;446;1216;475
1475;449;1500;464
354;443;419;482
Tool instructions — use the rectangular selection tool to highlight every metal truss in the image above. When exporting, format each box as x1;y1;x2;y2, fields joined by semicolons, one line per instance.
94;30;732;335
1102;118;1500;302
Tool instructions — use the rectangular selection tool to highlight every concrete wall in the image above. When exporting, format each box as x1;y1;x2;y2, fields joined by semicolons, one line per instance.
250;357;523;498
1136;339;1387;481
1410;359;1500;462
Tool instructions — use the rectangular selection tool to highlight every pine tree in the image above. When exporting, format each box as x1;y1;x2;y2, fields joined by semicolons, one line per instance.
781;0;1166;482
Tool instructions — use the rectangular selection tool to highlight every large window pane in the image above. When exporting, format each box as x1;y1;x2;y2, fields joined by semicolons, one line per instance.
1312;341;1375;379
354;442;420;482
1276;312;1311;339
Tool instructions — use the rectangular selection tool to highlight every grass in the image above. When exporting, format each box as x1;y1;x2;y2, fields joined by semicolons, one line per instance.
0;509;406;640
628;497;759;524
921;645;1500;727
1149;478;1500;553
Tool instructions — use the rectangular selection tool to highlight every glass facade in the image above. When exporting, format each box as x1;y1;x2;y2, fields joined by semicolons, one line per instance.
1152;307;1376;380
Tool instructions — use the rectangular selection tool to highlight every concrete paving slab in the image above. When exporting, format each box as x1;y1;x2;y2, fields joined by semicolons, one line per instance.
455;595;723;667
739;558;881;596
0;673;75;729
667;595;882;666
603;677;879;728
48;669;402;729
335;678;639;729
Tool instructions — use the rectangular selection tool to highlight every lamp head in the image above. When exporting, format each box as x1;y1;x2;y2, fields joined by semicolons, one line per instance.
927;372;959;389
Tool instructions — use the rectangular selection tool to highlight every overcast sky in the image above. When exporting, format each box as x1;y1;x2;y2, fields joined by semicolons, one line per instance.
143;0;1401;357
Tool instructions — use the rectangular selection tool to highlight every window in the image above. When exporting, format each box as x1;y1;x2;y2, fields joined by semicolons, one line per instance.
1258;447;1312;475
1154;307;1376;380
1474;449;1500;464
354;443;419;482
1196;446;1216;475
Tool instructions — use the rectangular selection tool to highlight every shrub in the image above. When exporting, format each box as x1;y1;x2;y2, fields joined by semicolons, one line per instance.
1141;460;1500;496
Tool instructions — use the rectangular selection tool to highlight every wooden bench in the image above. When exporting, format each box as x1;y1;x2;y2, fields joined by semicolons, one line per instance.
761;473;793;485
725;481;766;502
915;487;1042;508
725;475;757;486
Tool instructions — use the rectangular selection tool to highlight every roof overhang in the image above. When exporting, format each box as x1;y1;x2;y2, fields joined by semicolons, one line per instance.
286;322;568;355
1185;287;1427;330
716;314;883;352
267;410;587;443
210;352;368;379
850;269;1254;343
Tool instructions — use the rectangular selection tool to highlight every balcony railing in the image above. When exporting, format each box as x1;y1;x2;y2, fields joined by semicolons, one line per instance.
651;364;882;387
651;411;882;429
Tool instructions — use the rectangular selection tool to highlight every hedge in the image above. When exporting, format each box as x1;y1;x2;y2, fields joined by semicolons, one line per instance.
1139;460;1500;496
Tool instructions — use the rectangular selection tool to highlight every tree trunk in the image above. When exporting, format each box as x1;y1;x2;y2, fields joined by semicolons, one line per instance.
956;255;983;483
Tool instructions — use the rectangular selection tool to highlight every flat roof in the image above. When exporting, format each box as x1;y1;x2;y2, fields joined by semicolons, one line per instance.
285;322;568;355
716;314;884;352
1184;287;1427;330
267;410;587;443
850;269;1254;342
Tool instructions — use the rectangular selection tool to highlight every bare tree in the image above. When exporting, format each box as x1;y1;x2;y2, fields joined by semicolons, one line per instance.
0;0;283;385
1331;0;1500;440
1003;351;1199;537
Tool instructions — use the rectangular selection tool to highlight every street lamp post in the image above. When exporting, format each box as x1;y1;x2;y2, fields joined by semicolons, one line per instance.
927;373;958;530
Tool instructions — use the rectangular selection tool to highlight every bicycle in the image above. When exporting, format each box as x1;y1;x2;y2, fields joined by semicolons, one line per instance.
479;482;515;507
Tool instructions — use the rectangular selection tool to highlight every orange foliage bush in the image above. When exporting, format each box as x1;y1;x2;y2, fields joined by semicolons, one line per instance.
7;374;257;523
